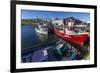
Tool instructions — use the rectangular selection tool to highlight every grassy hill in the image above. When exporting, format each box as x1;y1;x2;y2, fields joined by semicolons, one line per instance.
21;19;50;25
21;19;38;25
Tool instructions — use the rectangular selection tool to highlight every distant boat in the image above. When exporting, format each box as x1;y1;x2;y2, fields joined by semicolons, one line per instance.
35;23;48;34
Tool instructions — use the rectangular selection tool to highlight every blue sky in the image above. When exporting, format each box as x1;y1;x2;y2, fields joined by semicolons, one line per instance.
21;10;90;22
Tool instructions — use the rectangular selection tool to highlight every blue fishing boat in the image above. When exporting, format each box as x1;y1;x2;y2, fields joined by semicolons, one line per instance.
31;40;79;62
22;39;83;62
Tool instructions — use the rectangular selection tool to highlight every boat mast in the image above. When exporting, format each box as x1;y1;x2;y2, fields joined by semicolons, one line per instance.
63;19;66;36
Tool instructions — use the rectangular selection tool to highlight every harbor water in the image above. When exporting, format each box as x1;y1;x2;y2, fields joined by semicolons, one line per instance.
21;25;57;49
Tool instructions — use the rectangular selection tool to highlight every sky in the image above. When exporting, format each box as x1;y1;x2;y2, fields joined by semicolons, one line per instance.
21;9;90;22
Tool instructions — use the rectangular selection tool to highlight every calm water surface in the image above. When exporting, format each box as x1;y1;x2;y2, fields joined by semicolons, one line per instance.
21;25;57;49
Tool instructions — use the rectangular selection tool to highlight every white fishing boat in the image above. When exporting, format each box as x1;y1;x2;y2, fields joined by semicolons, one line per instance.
35;23;48;34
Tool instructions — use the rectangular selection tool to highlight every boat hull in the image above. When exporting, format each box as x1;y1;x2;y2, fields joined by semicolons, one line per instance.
35;28;48;34
54;29;88;46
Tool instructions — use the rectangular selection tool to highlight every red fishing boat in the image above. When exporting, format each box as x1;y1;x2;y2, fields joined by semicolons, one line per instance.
53;17;89;46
